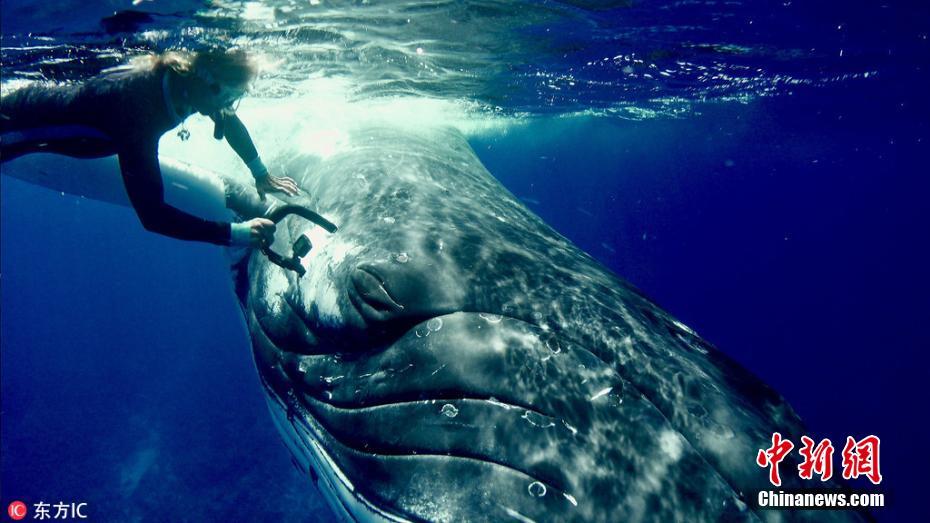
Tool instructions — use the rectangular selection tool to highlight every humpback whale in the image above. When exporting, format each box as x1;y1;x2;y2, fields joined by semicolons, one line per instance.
241;126;864;522
2;123;863;522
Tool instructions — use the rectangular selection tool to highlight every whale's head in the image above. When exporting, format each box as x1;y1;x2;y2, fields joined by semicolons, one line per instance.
247;128;625;522
242;127;859;523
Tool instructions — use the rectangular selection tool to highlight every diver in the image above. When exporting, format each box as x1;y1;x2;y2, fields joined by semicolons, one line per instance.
0;48;298;246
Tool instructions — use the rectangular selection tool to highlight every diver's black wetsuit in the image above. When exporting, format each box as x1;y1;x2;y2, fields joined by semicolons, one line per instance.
0;64;250;245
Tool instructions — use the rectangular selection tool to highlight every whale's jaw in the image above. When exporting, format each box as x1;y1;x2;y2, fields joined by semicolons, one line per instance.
251;305;612;522
263;383;410;523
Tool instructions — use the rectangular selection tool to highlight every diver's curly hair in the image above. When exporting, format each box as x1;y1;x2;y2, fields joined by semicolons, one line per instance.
137;48;259;88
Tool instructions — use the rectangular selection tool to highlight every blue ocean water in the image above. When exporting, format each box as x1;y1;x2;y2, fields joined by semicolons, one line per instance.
2;1;928;521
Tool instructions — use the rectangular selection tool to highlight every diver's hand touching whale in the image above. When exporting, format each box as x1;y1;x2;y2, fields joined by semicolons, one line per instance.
256;172;300;200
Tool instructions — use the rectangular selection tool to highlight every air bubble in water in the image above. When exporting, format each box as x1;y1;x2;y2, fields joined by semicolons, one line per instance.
528;481;547;497
393;252;409;263
545;335;561;354
427;317;443;332
440;404;459;418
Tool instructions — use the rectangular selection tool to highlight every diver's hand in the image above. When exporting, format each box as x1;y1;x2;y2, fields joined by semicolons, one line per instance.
256;174;300;200
230;217;276;247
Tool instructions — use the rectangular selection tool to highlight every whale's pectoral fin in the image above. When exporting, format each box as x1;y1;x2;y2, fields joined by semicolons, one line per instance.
225;177;276;220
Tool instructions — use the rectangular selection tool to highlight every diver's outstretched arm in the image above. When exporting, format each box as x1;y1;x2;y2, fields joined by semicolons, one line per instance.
214;110;259;169
214;110;299;197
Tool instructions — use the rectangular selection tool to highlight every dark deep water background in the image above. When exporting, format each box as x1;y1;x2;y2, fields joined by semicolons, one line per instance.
3;0;930;521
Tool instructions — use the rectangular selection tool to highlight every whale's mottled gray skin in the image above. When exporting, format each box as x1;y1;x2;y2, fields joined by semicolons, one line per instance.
240;127;861;523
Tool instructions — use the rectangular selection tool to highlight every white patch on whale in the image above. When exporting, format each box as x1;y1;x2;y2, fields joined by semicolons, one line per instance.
263;265;291;317
297;221;362;328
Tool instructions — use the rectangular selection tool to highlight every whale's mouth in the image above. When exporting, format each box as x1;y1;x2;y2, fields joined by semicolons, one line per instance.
250;302;625;522
257;310;580;483
276;331;569;492
262;387;565;523
270;350;570;501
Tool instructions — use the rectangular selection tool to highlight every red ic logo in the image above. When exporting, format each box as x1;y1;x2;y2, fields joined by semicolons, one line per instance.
7;501;27;521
